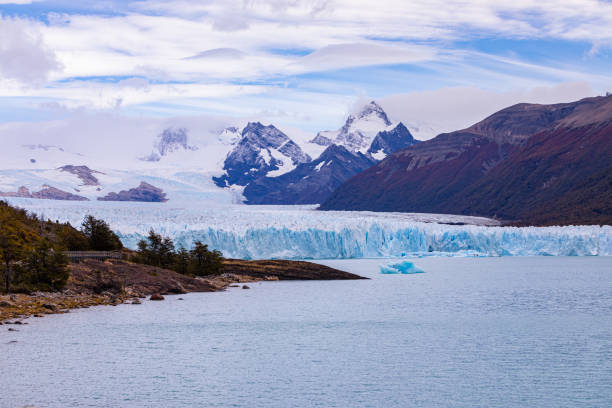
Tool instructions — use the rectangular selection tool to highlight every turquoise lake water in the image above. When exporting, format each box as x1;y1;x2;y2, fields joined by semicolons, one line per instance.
2;257;611;407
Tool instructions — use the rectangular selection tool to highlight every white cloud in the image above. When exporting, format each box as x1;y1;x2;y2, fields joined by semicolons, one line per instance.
293;43;438;72
0;16;62;84
379;81;596;139
1;0;612;134
184;48;246;60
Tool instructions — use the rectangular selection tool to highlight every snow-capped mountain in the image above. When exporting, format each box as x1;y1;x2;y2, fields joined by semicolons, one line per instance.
242;102;420;204
142;128;197;162
0;100;418;205
311;101;394;153
244;144;377;204
367;122;419;160
213;122;312;187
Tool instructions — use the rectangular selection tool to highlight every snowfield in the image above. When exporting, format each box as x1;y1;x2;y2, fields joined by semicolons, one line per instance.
6;198;611;259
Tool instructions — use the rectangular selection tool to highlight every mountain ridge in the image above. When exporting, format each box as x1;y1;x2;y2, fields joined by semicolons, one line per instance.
320;95;612;226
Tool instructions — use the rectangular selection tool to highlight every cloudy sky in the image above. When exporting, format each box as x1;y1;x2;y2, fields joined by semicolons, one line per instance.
1;0;612;137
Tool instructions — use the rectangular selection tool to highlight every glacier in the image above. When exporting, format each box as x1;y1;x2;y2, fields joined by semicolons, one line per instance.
5;198;612;259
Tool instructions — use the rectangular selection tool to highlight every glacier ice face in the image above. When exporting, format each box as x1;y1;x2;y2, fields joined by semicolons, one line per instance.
5;198;612;259
380;260;425;274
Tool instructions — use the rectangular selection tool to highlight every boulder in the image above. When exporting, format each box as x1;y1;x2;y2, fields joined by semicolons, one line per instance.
0;300;13;307
150;293;165;301
42;303;58;311
242;285;250;290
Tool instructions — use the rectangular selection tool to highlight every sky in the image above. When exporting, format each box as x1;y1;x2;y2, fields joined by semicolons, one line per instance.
1;0;612;139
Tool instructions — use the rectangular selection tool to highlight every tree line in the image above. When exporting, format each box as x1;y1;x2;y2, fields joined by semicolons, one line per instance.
134;230;223;277
0;201;224;293
0;202;124;293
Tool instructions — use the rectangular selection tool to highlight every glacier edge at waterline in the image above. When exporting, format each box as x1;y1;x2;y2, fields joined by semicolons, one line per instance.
6;198;612;259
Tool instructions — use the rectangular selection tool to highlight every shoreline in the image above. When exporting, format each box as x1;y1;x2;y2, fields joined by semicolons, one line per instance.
1;258;366;325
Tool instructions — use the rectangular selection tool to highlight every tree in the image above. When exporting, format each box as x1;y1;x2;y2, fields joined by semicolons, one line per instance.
135;231;224;276
0;218;36;293
57;223;90;251
137;229;175;268
188;241;223;276
81;215;123;251
173;247;190;275
19;241;69;291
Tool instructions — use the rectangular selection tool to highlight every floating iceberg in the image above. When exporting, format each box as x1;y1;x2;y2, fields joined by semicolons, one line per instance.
380;261;424;274
5;198;612;259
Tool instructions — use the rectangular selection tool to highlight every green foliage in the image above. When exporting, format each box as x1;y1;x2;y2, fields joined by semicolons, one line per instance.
136;230;175;269
188;241;223;276
57;223;90;251
173;247;191;275
15;241;69;292
0;201;72;293
0;202;38;293
81;215;123;251
136;230;224;276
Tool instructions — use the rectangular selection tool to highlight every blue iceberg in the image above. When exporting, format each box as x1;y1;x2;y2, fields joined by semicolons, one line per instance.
380;260;425;274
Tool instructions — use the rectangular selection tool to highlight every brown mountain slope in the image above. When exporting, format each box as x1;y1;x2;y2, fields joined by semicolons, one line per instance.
320;95;612;226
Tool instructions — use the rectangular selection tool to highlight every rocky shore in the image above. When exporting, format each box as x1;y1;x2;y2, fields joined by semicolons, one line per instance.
1;258;365;325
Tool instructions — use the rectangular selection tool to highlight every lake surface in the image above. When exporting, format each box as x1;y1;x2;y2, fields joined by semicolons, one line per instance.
2;257;611;408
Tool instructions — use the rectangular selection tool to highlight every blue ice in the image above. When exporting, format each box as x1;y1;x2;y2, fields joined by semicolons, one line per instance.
380;260;425;274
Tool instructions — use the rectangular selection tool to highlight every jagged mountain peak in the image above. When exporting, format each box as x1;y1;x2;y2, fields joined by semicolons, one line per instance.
312;100;395;152
367;122;419;160
241;122;291;147
353;101;392;126
213;122;311;187
142;127;197;162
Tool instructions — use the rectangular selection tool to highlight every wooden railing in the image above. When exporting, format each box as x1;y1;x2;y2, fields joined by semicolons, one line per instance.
64;251;124;262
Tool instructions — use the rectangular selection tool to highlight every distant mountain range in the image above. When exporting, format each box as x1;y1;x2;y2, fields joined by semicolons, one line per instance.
0;101;418;204
320;95;612;226
241;102;419;204
2;95;610;226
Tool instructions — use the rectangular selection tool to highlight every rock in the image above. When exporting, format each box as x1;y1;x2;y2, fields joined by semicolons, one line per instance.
0;300;13;307
58;165;102;186
42;303;58;311
34;314;43;317
150;293;165;301
0;184;90;201
98;182;168;202
8;328;18;332
229;285;240;288
131;299;141;305
177;297;184;300
213;122;311;188
264;276;279;281
242;285;250;289
14;321;23;325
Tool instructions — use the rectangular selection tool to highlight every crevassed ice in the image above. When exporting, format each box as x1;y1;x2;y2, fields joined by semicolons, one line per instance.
7;198;612;259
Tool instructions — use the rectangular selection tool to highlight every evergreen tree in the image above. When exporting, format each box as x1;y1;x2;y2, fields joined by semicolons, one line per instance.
81;215;123;251
20;241;69;291
173;247;190;275
57;223;90;250
137;230;175;268
188;241;223;276
0;216;37;293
